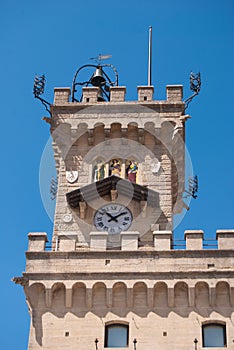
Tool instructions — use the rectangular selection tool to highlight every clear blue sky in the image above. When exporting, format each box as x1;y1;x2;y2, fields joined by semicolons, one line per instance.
1;0;233;348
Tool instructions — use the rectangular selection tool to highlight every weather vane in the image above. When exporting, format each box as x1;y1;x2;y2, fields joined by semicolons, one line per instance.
90;54;112;65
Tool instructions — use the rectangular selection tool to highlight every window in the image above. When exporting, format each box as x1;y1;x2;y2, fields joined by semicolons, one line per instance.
105;323;129;348
202;323;226;347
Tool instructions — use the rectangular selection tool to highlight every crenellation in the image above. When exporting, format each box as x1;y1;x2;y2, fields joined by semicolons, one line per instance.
137;86;154;102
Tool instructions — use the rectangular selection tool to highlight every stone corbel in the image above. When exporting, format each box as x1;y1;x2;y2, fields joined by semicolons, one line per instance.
79;201;87;219
12;276;28;286
179;114;191;122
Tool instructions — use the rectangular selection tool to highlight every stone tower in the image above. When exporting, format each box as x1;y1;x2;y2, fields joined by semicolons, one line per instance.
14;65;234;349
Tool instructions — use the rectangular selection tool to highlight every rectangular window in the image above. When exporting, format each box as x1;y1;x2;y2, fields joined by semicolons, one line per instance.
202;323;226;347
105;324;129;348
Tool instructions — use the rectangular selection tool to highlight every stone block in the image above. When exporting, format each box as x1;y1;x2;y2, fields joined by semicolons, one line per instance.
120;231;139;251
28;232;48;252
110;86;126;102
137;86;154;101
90;232;108;251
153;230;172;250
166;85;183;101
216;229;234;249
184;230;204;250
54;88;71;104
82;87;99;103
59;233;77;251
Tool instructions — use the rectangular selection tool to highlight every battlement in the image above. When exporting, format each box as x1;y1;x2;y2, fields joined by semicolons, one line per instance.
27;229;234;252
53;85;184;105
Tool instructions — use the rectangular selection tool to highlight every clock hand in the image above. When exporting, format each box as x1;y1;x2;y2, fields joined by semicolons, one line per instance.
99;210;115;219
107;211;128;222
100;210;118;222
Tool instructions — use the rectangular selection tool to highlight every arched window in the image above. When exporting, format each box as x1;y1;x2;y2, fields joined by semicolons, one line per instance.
202;323;226;347
104;323;129;348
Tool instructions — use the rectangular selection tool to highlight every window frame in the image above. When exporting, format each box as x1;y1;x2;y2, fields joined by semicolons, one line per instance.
104;323;129;348
202;322;227;348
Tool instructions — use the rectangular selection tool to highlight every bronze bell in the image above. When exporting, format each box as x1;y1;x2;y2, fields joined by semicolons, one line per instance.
91;67;106;87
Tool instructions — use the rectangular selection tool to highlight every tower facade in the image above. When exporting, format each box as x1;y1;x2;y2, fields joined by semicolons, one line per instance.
14;67;234;349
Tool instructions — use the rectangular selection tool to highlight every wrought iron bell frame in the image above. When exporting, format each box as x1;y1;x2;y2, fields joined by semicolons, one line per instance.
71;64;119;102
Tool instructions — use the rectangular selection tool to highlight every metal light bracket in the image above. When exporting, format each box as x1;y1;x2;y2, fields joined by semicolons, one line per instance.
33;75;52;116
184;175;198;199
184;72;201;111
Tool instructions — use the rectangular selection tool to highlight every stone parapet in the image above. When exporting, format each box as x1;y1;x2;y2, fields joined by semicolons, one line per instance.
184;230;204;250
216;229;234;250
54;87;71;104
153;230;172;250
59;233;77;251
28;232;48;252
110;86;126;102
90;232;108;251
166;85;183;101
82;87;100;103
137;86;154;101
120;231;139;251
26;229;234;252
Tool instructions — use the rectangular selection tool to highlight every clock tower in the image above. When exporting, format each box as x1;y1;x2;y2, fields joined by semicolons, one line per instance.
14;63;234;349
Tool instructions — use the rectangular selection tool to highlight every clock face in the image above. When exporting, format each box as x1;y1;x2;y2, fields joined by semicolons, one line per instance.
94;203;132;234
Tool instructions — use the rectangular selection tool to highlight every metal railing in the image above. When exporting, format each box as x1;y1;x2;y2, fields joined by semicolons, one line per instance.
172;239;218;250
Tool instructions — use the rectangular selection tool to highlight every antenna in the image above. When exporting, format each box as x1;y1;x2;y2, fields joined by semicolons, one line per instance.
148;26;152;86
